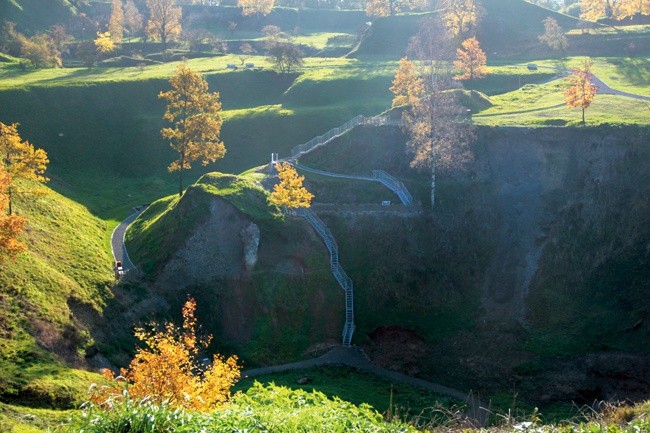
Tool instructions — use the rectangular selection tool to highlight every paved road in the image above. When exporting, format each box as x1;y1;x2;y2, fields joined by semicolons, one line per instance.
539;65;650;101
589;73;650;101
110;207;146;272
243;345;488;424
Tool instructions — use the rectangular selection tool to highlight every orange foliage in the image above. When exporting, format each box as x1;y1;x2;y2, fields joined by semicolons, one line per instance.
580;0;648;20
564;58;598;124
0;164;25;260
365;0;427;17
90;298;240;411
390;57;425;108
237;0;274;16
159;65;225;196
453;37;488;81
269;162;314;209
442;0;481;38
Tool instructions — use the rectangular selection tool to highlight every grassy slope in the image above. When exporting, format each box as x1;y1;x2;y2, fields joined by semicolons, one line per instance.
0;0;76;33
124;172;342;365
234;365;461;417
0;180;110;408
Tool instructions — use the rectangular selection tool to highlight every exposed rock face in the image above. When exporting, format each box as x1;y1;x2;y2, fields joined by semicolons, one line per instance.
241;222;260;272
157;198;253;290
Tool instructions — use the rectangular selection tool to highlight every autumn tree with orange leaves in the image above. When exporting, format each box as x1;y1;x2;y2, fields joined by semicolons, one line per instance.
159;65;226;196
390;57;425;108
269;163;314;209
237;0;274;16
365;0;427;17
90;297;240;411
145;0;182;49
580;0;649;20
564;58;598;125
0;164;25;260
453;37;488;81
441;0;483;38
0;122;49;215
391;24;475;208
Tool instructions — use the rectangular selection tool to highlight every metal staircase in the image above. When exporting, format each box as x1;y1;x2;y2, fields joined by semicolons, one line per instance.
294;207;355;346
372;170;413;206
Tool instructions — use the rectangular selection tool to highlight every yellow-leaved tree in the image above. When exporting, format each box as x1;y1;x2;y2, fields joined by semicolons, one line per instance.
269;162;314;209
442;0;482;38
237;0;274;16
109;0;124;43
0;163;26;260
0;122;49;215
564;58;598;125
365;0;427;17
390;57;425;108
159;65;226;196
94;31;115;53
579;0;648;20
91;297;240;411
453;37;488;81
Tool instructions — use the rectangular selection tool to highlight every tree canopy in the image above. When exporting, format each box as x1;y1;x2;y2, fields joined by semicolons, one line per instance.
453;37;488;81
159;65;226;196
0;122;49;215
237;0;275;16
269;163;314;209
0;163;25;260
390;57;425;108
442;0;482;38
90;298;240;411
580;0;649;20
146;0;182;49
109;0;124;43
564;58;598;124
538;16;568;57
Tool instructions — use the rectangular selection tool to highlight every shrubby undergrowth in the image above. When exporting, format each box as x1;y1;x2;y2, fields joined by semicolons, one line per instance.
73;383;416;433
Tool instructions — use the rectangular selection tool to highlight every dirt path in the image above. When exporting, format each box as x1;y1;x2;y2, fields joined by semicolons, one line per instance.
243;345;487;423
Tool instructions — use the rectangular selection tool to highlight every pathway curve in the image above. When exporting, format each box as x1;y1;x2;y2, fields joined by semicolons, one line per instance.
539;65;650;101
291;162;414;206
243;345;487;423
110;207;145;272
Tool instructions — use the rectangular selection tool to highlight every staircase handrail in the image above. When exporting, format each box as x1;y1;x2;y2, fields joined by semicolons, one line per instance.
293;207;355;346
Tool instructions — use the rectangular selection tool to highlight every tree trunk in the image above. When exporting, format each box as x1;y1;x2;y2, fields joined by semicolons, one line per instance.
430;159;436;209
7;186;12;215
582;106;585;125
178;151;185;196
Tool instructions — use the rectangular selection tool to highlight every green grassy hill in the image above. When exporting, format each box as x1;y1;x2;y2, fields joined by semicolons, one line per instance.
0;179;110;409
0;0;76;33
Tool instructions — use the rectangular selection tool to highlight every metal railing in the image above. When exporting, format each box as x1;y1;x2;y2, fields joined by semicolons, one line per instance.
372;170;413;206
293;207;355;346
289;114;403;159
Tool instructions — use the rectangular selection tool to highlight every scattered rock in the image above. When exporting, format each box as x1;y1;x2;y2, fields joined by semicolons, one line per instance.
297;375;311;385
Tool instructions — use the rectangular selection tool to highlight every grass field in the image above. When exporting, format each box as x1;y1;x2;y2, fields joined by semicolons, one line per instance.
473;79;650;126
235;365;462;419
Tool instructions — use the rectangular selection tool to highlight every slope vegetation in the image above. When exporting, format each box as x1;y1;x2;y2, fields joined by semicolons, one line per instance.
0;180;112;408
